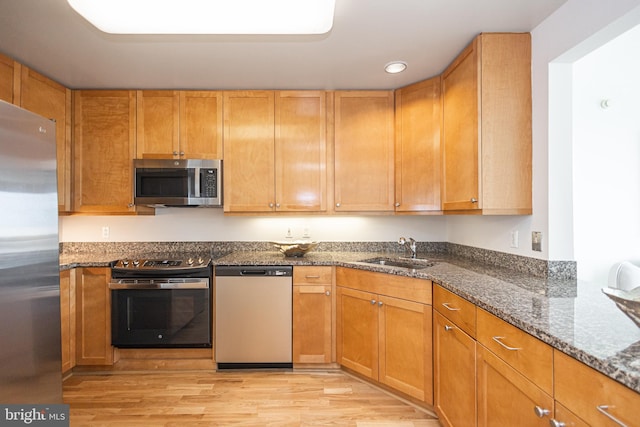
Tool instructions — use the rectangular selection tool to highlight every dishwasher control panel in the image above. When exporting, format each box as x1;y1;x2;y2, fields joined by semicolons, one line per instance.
215;265;293;277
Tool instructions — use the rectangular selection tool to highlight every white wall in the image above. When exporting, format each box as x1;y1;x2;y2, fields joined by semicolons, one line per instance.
572;24;640;283
59;208;447;243
59;0;640;260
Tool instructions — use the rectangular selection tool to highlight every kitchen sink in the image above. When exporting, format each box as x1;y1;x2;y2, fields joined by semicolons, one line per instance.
359;257;435;270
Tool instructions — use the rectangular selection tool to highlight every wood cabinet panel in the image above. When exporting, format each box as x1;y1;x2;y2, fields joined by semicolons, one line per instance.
394;76;441;212
554;349;640;427
379;295;433;403
476;308;553;395
293;265;333;285
442;33;532;214
433;311;476;427
76;267;113;366
60;269;76;373
293;284;332;364
336;286;378;379
275;91;327;211
19;67;72;212
73;90;137;213
433;284;476;337
477;344;553;427
223;91;276;212
336;267;431;305
136;90;179;159
180;91;223;159
0;53;19;104
334;91;394;212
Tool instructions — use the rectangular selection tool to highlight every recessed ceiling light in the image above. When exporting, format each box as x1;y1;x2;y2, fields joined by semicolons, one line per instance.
384;61;408;74
67;0;336;35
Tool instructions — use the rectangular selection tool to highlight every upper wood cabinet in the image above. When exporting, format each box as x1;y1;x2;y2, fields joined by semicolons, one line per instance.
394;77;442;213
442;33;532;214
19;67;72;213
0;53;19;104
136;90;222;159
333;91;395;212
73;90;137;214
223;90;327;213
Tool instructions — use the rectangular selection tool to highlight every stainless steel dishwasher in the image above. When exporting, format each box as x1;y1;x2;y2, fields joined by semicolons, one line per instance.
214;265;293;369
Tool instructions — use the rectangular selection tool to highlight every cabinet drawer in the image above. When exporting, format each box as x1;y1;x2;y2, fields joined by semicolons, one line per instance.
293;266;332;285
476;308;552;395
336;267;431;305
554;350;640;427
433;285;476;337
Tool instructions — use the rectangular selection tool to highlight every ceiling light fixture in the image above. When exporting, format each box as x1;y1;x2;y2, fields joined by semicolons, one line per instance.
384;61;408;74
66;0;336;35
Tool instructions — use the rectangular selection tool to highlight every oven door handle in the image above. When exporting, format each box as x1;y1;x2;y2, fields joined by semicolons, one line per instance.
109;279;209;289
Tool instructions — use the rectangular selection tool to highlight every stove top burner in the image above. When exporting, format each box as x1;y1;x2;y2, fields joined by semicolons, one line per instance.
113;257;211;270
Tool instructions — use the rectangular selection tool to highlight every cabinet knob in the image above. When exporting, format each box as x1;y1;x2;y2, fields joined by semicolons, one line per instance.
276;203;280;208
444;325;454;331
395;202;400;207
179;151;185;156
336;203;341;208
471;198;478;203
534;406;550;418
378;301;383;306
269;203;274;208
370;299;376;305
173;151;178;156
325;291;331;296
549;420;566;427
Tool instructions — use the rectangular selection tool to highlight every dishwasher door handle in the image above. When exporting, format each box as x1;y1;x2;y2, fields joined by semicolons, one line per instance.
240;269;268;275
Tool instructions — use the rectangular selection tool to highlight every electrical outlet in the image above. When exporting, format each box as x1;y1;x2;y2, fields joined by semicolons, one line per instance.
102;226;110;239
532;231;542;252
302;228;310;239
510;230;519;248
285;228;293;239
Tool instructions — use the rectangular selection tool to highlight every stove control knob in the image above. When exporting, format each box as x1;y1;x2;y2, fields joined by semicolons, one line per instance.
122;260;129;267
187;258;194;265
133;260;140;267
198;257;205;265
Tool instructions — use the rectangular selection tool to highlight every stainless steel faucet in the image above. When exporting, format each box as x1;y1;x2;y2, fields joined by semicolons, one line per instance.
398;237;417;258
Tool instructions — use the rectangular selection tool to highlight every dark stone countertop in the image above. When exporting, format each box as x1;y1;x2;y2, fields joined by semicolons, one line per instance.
60;250;640;394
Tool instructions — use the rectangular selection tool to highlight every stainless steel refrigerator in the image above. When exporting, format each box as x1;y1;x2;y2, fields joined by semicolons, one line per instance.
0;100;62;403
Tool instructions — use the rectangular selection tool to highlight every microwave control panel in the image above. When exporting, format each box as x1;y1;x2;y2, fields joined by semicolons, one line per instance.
201;169;218;197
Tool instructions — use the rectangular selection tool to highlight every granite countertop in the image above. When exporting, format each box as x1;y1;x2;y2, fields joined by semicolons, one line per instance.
60;250;640;394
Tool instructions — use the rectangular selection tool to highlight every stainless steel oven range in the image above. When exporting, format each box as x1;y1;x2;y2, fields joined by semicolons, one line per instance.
109;257;212;348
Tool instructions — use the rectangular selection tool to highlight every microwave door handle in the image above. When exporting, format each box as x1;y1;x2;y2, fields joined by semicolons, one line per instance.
194;167;201;197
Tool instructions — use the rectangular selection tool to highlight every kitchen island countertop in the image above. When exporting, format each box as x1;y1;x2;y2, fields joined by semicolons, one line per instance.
60;249;640;394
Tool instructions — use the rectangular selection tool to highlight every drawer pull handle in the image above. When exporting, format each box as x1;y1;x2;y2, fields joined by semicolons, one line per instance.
442;303;461;311
305;275;321;279
596;405;628;427
549;420;566;427
444;325;455;332
492;336;522;351
534;406;550;418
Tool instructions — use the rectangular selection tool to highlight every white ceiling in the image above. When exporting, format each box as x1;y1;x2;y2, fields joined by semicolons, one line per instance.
0;0;567;90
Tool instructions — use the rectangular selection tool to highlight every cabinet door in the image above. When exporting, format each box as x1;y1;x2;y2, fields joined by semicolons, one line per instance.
275;91;327;212
60;269;76;373
20;67;72;212
73;90;137;213
0;53;18;104
136;90;179;159
395;77;441;212
334;91;395;212
433;311;476;427
336;286;378;380
223;91;276;212
378;295;433;403
293;284;332;364
76;268;113;366
477;344;553;427
180;91;223;159
442;40;480;211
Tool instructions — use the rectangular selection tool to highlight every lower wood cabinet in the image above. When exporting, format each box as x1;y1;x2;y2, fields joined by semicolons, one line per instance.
433;310;476;427
60;269;76;373
554;349;640;427
292;266;333;364
75;267;114;366
336;267;433;404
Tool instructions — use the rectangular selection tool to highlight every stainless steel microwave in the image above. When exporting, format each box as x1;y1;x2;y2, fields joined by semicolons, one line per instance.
134;159;222;207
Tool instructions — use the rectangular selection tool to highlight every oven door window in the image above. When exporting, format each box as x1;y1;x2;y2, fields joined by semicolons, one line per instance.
111;289;211;348
135;168;194;198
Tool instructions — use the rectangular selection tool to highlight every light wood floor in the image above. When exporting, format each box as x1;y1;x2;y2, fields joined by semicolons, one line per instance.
63;370;441;426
